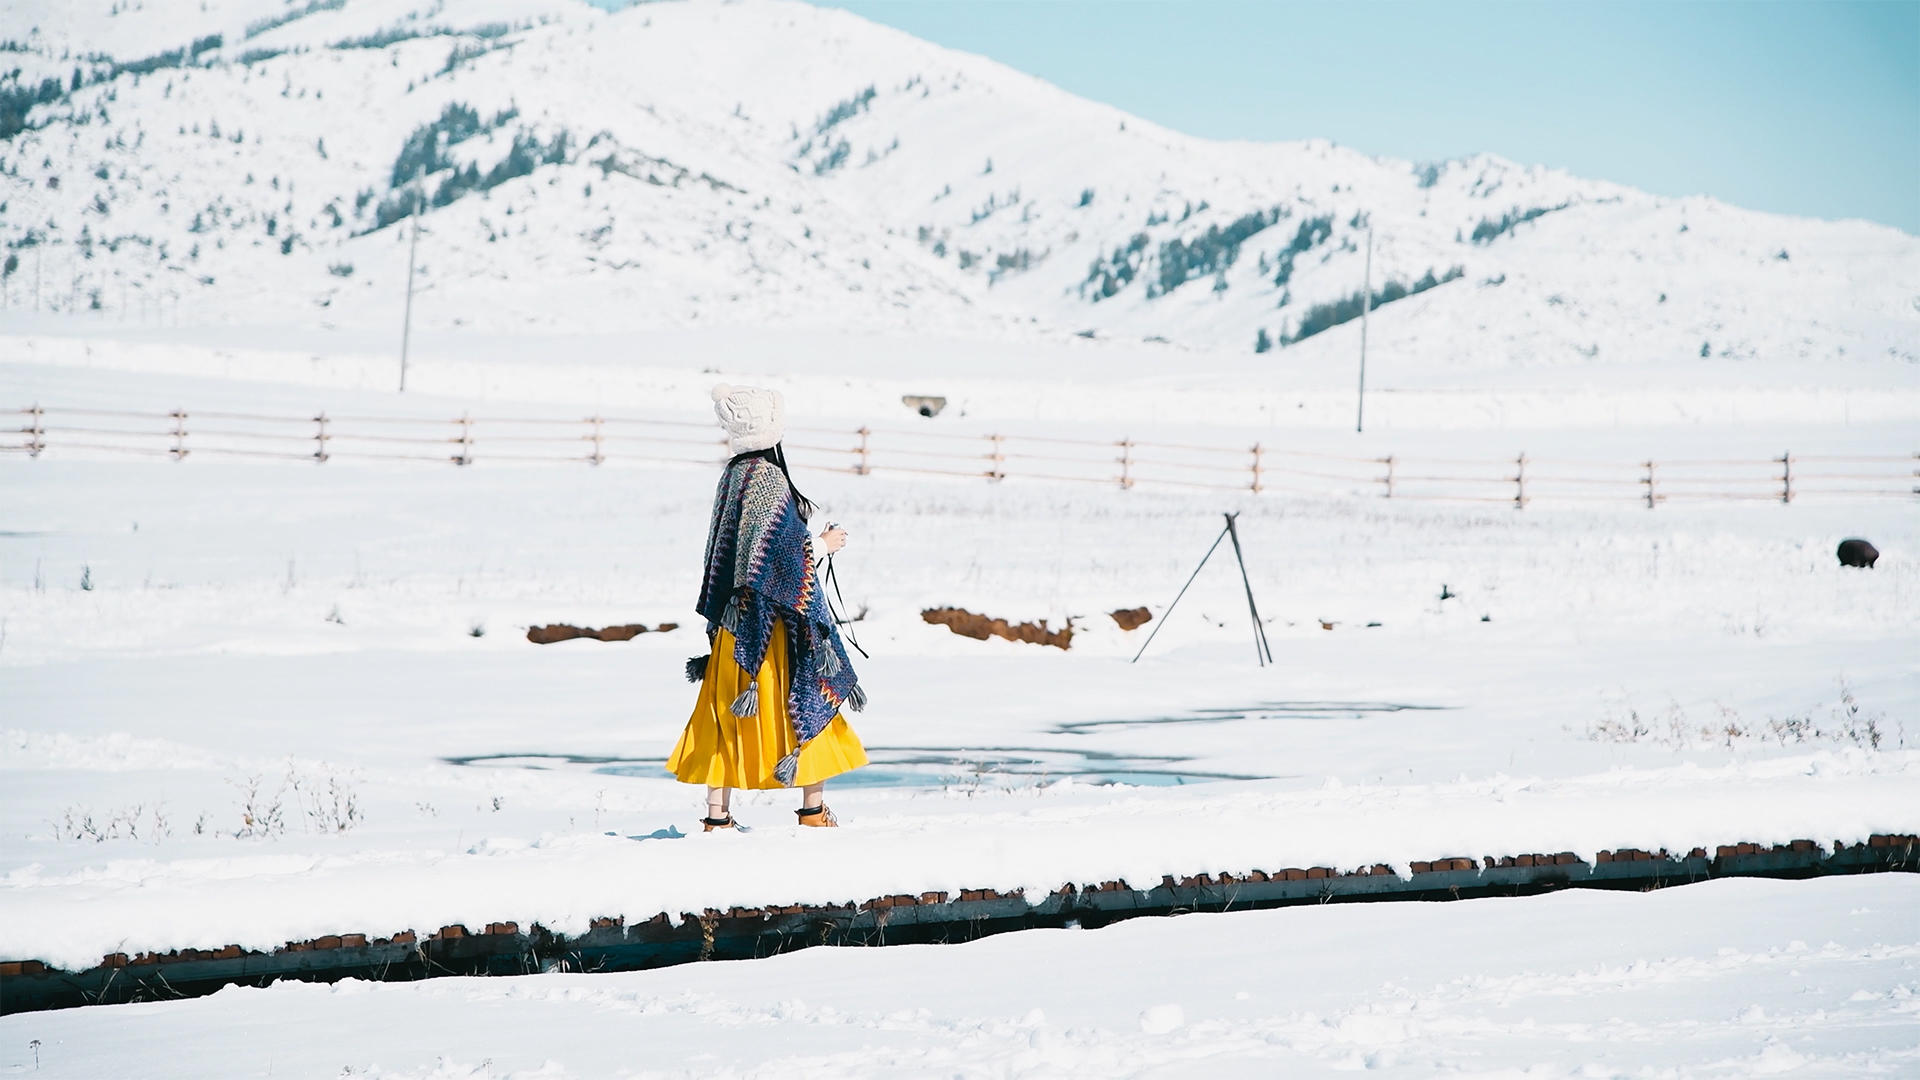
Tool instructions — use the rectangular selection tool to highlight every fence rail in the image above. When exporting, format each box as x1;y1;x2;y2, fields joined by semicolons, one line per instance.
4;403;1915;508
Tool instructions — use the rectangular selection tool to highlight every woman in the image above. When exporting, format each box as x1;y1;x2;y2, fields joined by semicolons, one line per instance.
666;384;868;830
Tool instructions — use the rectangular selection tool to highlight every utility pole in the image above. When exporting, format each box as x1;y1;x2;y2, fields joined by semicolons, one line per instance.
391;171;422;395
1357;226;1372;433
398;171;422;393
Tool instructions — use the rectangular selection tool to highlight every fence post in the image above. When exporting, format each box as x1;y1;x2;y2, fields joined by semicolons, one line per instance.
1250;442;1263;494
1642;460;1657;509
27;402;44;458
588;416;604;466
1118;438;1134;489
1382;455;1394;499
454;413;473;466
1779;451;1791;504
1513;452;1527;509
988;433;1004;482
170;408;189;461
313;412;330;463
855;426;870;476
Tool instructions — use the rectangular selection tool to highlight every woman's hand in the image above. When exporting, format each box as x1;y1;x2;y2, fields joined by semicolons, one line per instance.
818;524;848;556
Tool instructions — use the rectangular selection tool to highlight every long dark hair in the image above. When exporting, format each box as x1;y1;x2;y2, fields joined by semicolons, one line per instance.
730;442;817;522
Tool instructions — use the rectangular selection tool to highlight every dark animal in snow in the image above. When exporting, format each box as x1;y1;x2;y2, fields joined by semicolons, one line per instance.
1836;538;1879;569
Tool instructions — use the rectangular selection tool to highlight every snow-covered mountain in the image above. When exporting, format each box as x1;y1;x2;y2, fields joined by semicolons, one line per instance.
1;0;1914;372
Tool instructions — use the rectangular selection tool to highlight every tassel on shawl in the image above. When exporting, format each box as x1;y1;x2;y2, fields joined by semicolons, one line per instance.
845;684;867;712
685;655;710;683
729;687;760;718
772;749;801;787
815;644;842;678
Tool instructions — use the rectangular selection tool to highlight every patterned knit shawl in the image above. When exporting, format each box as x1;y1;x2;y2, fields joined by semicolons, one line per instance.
692;455;863;784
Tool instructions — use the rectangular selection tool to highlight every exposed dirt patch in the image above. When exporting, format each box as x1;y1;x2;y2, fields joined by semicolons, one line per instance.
527;622;680;645
922;607;1073;650
1109;606;1152;631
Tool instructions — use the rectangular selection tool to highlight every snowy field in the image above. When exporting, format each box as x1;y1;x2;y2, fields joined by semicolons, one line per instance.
3;875;1918;1078
1;0;1915;1071
4;338;1916;986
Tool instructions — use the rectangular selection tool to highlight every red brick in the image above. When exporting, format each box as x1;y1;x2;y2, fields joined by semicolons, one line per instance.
339;935;366;949
1244;871;1269;883
1307;867;1331;879
0;962;23;976
1869;834;1891;848
1283;868;1308;881
313;936;343;950
485;922;518;936
1554;853;1579;865
1410;861;1432;874
102;953;129;969
434;925;467;940
922;891;948;904
1596;851;1613;863
390;931;417;945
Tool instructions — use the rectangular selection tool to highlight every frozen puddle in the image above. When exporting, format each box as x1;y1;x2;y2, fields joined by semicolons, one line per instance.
444;701;1450;786
444;746;1266;788
1051;699;1452;736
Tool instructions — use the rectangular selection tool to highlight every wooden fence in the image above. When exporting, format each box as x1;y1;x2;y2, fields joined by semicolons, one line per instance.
4;403;1915;508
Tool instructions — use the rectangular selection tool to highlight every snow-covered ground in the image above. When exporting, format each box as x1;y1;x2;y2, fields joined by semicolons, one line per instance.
3;875;1918;1077
2;0;1916;1069
3;351;1916;977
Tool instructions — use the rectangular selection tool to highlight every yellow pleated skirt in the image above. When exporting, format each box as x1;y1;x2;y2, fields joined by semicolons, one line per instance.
667;621;868;789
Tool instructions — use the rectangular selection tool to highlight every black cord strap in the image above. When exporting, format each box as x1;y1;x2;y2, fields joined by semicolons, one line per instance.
823;555;869;660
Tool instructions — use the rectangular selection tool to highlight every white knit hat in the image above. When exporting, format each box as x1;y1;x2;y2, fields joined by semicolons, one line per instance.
711;384;785;454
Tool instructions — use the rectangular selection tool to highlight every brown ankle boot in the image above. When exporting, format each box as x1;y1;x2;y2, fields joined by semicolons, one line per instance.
795;805;838;828
701;814;738;832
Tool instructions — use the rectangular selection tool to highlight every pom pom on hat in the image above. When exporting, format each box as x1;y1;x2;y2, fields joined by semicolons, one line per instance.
711;384;785;454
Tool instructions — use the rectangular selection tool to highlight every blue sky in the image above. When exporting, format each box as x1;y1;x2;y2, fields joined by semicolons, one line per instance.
760;1;1916;233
